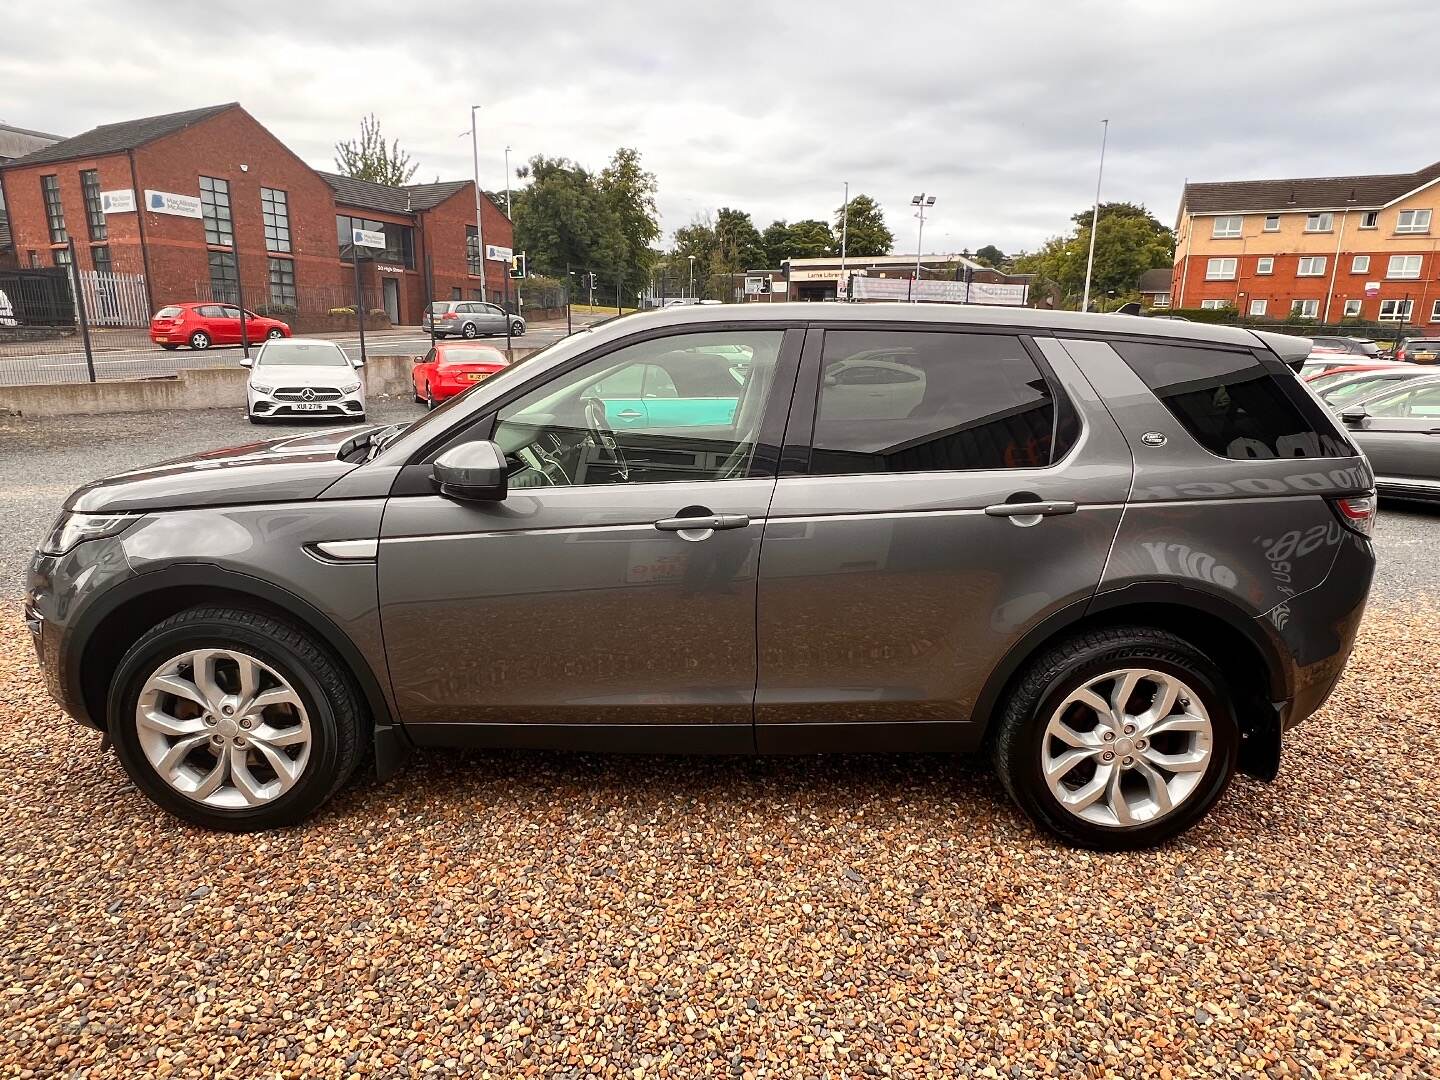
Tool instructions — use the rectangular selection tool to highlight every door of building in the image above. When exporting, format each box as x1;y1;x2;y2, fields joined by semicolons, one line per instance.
382;277;400;324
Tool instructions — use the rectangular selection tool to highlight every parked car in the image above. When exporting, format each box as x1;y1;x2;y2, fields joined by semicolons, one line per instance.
423;300;524;339
1309;335;1381;357
1299;356;1401;381
150;303;290;351
1336;376;1440;502
411;342;511;409
1312;366;1430;408
27;305;1375;849
243;337;365;423
1392;337;1440;364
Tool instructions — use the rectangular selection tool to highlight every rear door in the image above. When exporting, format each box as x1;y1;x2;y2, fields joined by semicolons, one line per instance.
1345;379;1440;495
754;326;1132;750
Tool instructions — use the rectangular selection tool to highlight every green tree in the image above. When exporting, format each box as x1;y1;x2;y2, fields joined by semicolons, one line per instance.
1012;202;1174;310
974;244;1006;268
835;193;893;257
760;220;791;268
713;208;765;273
598;147;661;289
334;114;418;186
761;218;836;265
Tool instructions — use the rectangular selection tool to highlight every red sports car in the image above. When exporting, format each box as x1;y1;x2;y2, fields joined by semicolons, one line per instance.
412;342;511;408
150;302;291;351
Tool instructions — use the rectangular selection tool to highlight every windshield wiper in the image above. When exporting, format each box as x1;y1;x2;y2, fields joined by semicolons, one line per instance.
364;422;409;461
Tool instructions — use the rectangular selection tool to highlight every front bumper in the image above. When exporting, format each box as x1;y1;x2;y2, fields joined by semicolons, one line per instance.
248;387;366;419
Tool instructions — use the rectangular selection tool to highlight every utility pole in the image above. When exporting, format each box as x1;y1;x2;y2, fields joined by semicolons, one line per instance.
839;180;849;292
469;105;485;304
1081;119;1109;314
910;193;936;302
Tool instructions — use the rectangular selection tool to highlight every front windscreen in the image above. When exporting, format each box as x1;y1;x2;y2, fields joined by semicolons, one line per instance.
258;341;350;367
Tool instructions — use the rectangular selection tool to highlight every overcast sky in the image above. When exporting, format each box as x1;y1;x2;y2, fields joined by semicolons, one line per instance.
4;0;1437;254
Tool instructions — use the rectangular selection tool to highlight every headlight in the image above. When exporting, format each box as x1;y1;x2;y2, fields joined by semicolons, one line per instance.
39;512;136;556
339;380;361;394
251;383;275;394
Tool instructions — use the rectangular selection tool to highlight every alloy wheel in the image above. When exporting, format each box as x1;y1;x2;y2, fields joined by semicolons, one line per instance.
134;648;311;810
1040;668;1213;828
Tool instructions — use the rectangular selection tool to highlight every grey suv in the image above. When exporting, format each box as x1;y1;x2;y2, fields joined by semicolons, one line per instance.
424;300;525;339
25;305;1376;849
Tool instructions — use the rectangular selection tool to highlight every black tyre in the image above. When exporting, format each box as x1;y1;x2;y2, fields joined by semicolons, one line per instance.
990;626;1238;850
266;327;284;339
425;382;437;410
461;322;478;339
188;330;211;350
161;343;181;351
108;607;367;831
511;321;524;337
247;413;266;425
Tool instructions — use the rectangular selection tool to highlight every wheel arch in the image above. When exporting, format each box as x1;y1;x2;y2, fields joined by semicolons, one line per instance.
972;584;1289;780
71;566;408;772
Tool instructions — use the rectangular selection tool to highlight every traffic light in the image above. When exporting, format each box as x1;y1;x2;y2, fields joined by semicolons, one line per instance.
508;252;527;279
588;271;597;289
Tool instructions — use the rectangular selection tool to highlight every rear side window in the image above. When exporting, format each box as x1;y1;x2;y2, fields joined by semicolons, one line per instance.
810;331;1071;474
1113;341;1351;459
156;306;182;317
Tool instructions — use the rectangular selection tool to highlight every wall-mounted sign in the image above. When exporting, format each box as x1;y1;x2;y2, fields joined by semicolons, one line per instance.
485;244;512;262
377;264;406;274
352;228;386;249
144;190;203;218
100;189;136;214
1364;281;1380;298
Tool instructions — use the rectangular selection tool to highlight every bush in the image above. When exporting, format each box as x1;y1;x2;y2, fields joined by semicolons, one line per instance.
1164;305;1239;323
367;308;389;320
254;303;298;322
328;306;355;317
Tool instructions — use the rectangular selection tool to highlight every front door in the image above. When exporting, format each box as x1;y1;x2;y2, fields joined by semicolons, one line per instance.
382;277;400;324
378;326;802;747
1348;379;1440;495
754;328;1132;750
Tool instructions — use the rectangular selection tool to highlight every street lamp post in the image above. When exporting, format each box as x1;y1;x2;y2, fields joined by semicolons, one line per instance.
839;180;849;298
1081;119;1110;313
911;193;936;302
469;105;485;305
687;254;696;300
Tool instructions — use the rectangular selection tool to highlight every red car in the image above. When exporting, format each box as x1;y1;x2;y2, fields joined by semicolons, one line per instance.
412;342;511;408
150;302;291;351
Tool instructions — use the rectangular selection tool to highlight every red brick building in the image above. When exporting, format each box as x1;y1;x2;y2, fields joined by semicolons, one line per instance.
0;104;513;324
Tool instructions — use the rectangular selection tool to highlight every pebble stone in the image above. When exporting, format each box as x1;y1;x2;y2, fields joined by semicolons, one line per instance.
1;600;1437;1077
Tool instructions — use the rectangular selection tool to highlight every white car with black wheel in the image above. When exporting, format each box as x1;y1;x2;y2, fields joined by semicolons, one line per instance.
243;338;366;424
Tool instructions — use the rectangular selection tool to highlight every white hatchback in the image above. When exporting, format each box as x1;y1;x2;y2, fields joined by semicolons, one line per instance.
243;338;366;423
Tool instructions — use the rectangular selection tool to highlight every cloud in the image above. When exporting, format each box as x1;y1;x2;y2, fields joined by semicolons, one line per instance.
4;0;1437;254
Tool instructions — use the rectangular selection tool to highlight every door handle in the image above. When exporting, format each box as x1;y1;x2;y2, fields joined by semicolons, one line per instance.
983;500;1078;518
615;409;643;420
655;513;750;532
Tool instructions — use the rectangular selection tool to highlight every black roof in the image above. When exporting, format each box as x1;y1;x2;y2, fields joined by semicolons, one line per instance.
1182;160;1440;215
3;104;237;168
1137;267;1173;293
319;172;480;217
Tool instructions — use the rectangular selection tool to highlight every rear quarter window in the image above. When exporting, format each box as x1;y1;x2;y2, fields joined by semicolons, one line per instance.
1113;340;1352;459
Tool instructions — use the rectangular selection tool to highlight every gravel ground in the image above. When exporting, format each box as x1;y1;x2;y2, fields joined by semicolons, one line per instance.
0;600;1437;1077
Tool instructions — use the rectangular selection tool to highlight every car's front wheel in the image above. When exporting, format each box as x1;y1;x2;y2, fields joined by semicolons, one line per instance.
160;344;180;351
425;382;437;410
109;607;367;831
266;328;284;339
991;627;1238;850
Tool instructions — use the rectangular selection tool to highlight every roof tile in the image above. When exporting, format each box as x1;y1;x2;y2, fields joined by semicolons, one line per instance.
3;104;237;168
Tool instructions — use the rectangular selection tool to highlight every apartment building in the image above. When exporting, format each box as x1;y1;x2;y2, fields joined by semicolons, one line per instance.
1173;160;1440;324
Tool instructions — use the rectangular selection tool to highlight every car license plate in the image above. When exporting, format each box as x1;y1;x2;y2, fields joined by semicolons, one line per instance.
292;402;327;411
1416;351;1436;361
463;373;485;382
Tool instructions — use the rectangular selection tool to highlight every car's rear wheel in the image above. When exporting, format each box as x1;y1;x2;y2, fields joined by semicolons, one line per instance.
188;331;211;350
511;321;524;337
109;607;367;831
266;327;284;339
160;344;180;351
990;627;1238;850
461;322;478;339
425;382;437;410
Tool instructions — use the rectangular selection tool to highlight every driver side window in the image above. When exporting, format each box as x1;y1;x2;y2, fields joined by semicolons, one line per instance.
492;330;785;488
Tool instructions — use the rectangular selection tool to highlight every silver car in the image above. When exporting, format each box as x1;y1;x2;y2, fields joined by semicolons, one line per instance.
1337;374;1440;502
424;300;525;339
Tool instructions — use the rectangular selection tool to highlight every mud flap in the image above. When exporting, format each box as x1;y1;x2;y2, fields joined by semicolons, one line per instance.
1238;702;1283;781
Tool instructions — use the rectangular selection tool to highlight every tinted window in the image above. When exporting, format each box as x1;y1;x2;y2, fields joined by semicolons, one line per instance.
1114;341;1351;459
810;331;1062;474
1367;381;1440;419
257;341;350;367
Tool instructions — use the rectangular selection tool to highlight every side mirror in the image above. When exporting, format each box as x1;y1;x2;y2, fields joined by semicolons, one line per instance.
1339;405;1368;425
432;440;507;502
240;357;253;368
352;357;365;369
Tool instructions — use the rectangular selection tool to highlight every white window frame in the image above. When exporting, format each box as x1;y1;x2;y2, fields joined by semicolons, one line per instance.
1199;299;1229;310
1211;215;1243;238
1297;256;1326;277
1431;299;1440;323
1387;254;1422;280
1351;255;1370;274
1256;257;1274;275
1304;212;1334;232
1291;299;1319;318
1263;214;1280;232
1359;211;1379;229
1379;298;1414;322
1205;257;1237;280
1248;299;1267;316
1395;209;1432;234
1151;293;1171;308
1343;299;1362;318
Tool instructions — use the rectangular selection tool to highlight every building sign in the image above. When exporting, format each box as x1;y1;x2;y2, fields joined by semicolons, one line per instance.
485;244;513;262
352;228;386;249
788;268;845;282
100;189;136;214
377;264;406;274
144;190;203;218
851;276;1028;306
1364;281;1380;298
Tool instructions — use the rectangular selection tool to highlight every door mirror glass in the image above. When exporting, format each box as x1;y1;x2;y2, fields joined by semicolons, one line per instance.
352;357;365;368
240;357;253;368
432;440;507;501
